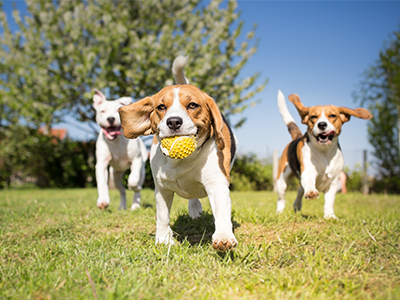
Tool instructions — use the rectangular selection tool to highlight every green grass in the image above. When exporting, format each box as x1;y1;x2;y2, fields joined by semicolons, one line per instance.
0;188;399;299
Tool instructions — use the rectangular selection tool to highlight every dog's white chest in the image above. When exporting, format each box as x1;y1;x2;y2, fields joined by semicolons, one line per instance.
160;175;207;199
302;142;344;192
109;155;130;171
151;156;208;199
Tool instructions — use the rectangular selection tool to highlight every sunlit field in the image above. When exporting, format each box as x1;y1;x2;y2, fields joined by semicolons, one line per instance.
1;188;399;299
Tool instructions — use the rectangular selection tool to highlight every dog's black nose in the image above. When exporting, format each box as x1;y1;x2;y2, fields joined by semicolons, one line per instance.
167;117;183;130
107;117;115;125
318;122;327;130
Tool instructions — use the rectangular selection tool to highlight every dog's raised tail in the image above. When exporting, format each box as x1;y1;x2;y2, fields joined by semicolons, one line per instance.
277;90;302;140
172;56;189;85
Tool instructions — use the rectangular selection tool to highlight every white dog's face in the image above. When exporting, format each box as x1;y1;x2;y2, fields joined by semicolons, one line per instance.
93;90;133;140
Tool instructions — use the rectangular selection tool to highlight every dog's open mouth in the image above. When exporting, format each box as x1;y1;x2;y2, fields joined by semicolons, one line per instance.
101;126;122;140
316;130;335;144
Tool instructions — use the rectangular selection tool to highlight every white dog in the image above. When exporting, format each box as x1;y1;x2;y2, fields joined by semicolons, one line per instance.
118;57;238;251
275;91;372;218
93;90;148;210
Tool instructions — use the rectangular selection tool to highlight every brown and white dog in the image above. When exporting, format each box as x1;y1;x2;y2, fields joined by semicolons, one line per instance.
276;91;372;218
118;57;238;251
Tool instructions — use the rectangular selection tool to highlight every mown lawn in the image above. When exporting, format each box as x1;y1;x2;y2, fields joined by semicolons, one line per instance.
0;188;399;299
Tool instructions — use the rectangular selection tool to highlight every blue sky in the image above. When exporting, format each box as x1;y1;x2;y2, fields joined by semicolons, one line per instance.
228;0;400;171
3;1;400;171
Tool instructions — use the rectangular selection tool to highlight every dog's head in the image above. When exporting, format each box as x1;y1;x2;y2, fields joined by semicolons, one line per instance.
288;94;372;145
118;85;225;151
93;90;133;140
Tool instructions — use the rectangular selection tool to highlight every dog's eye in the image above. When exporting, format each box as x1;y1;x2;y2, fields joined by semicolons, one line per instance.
310;116;318;120
187;102;199;109
157;104;167;111
329;114;337;118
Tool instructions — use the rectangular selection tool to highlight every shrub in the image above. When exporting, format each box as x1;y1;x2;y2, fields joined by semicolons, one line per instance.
0;125;95;188
230;153;273;191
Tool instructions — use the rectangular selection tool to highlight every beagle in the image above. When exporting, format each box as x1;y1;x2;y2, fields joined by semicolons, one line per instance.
276;91;372;218
118;57;238;251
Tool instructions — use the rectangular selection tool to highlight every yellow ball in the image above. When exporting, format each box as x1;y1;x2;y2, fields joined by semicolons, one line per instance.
160;135;197;159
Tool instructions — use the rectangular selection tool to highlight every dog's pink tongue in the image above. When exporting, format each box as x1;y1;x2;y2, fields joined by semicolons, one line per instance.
108;129;122;136
322;130;335;137
102;127;122;140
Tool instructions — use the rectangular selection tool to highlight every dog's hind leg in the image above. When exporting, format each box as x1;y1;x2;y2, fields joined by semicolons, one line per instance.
188;199;203;219
111;169;126;210
128;156;145;210
96;160;111;209
293;186;304;213
276;165;292;214
131;193;141;211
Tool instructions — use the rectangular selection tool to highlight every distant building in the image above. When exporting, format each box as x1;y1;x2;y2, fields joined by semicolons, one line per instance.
38;127;68;143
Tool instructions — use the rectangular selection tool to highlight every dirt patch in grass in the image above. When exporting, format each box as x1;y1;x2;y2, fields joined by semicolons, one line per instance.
236;223;276;245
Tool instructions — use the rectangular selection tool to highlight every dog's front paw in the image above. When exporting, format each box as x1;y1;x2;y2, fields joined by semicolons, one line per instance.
324;213;338;220
212;232;237;252
305;190;319;200
131;203;140;211
276;200;286;214
97;197;110;210
155;229;175;246
97;202;109;210
188;199;203;220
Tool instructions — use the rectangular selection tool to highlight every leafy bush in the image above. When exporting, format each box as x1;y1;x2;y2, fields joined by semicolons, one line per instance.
0;125;95;189
343;165;364;192
230;153;274;191
370;174;400;194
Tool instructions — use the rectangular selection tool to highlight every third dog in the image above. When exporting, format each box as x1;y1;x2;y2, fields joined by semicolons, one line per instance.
93;90;148;210
275;90;372;218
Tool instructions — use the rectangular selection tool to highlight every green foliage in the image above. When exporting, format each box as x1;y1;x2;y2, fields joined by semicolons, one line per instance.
0;125;95;188
230;153;273;191
0;189;399;299
231;153;299;192
0;0;267;190
355;27;400;193
367;101;400;193
343;164;364;192
0;0;266;130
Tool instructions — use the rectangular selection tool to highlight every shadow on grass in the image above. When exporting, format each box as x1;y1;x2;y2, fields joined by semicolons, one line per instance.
100;202;153;213
141;203;154;209
301;214;319;220
171;211;241;247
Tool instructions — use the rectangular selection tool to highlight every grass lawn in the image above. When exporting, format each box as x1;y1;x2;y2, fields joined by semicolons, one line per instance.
0;188;399;299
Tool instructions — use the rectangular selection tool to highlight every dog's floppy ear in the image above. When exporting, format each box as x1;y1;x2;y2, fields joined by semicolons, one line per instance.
204;92;225;151
338;107;372;123
118;96;154;139
93;90;106;109
118;97;133;106
288;94;309;124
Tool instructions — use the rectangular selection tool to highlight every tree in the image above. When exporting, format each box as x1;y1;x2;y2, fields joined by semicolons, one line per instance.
0;0;267;133
367;101;400;192
355;27;400;192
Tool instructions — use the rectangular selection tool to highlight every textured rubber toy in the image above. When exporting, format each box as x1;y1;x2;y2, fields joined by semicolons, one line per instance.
160;135;197;159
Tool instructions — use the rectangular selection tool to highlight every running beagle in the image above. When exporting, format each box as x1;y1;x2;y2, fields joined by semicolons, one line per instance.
118;57;238;251
276;91;372;218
